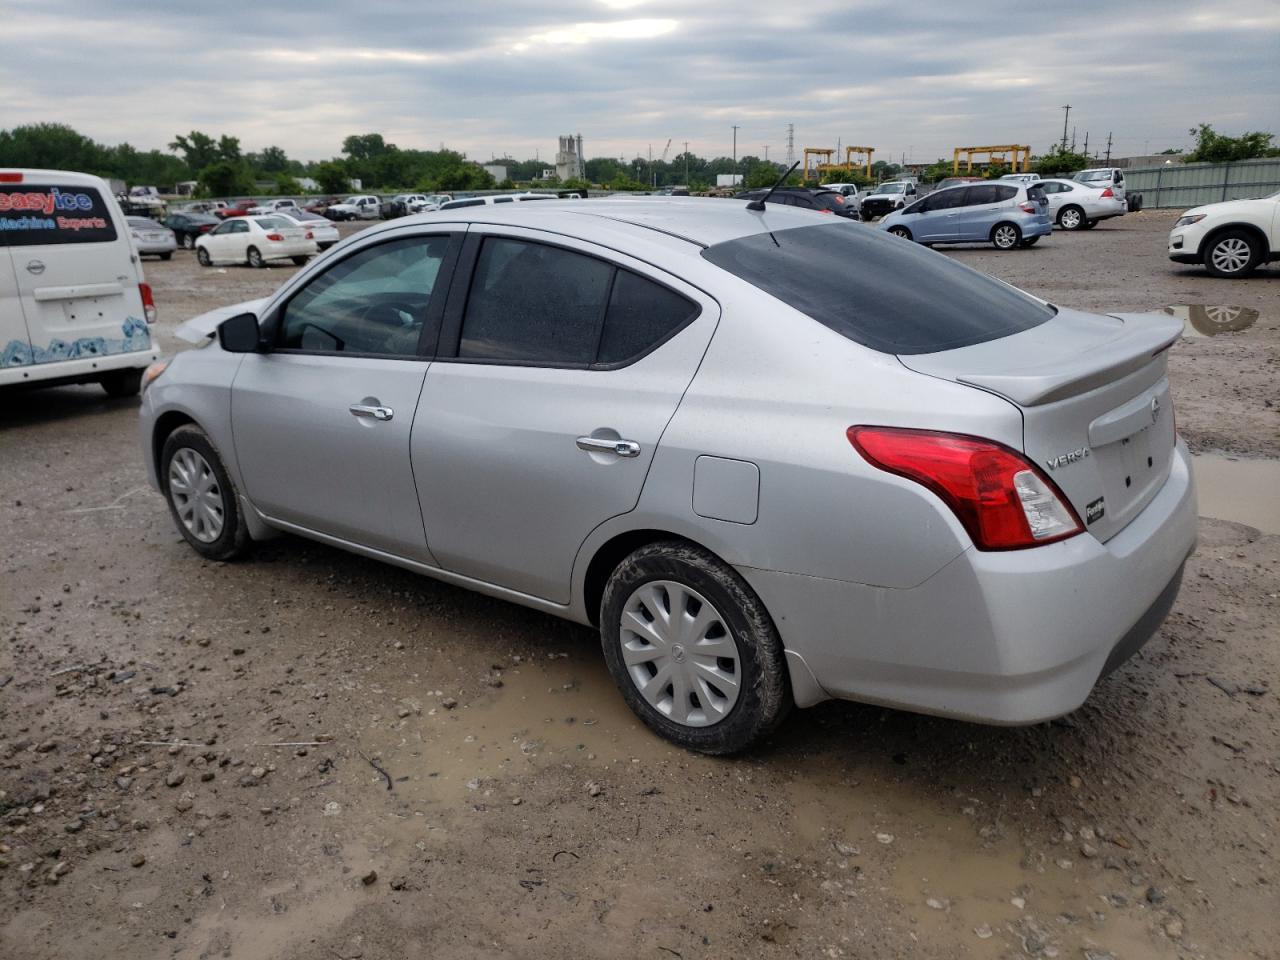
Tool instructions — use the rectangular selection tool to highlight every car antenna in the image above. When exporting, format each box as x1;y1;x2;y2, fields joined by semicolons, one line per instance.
746;162;800;212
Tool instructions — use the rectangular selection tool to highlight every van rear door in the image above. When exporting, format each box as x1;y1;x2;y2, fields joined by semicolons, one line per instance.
1;240;32;369
1;178;150;366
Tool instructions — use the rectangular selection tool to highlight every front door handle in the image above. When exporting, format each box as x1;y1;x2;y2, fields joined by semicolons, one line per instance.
576;436;641;458
349;402;393;421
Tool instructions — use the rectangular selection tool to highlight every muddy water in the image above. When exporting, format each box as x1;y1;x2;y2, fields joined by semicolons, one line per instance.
1192;453;1280;534
1163;303;1260;337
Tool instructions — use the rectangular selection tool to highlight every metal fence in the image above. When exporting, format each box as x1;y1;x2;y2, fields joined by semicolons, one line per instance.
1124;158;1280;209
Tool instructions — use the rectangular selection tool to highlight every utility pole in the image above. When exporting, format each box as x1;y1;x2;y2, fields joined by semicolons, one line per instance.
732;125;739;175
1060;104;1072;151
1071;126;1077;152
785;123;795;167
763;145;769;163
1083;131;1089;158
683;141;689;184
648;144;654;188
1105;132;1113;164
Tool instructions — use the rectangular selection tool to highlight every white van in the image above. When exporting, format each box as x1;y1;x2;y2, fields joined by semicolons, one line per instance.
1;169;158;396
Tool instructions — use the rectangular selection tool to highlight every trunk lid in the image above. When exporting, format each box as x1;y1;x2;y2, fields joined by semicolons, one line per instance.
899;308;1182;543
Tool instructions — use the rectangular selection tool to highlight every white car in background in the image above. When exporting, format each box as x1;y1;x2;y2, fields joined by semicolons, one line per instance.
195;216;316;268
326;195;381;220
277;209;340;250
126;216;177;259
1168;190;1280;278
248;198;300;215
1035;178;1127;230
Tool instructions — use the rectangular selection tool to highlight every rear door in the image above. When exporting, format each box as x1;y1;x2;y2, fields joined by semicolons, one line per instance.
412;228;718;603
1;239;30;368
1;179;148;366
955;183;1015;241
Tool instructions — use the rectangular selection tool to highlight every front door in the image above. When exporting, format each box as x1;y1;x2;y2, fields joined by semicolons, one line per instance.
231;231;459;562
412;228;719;604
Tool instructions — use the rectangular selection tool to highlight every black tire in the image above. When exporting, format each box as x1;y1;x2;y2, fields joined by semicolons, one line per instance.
159;252;172;261
160;425;251;561
196;247;212;267
99;369;142;398
1203;229;1262;279
888;225;913;241
1081;219;1099;230
291;255;309;266
991;222;1022;250
182;233;197;250
1020;236;1040;247
247;246;265;268
1057;205;1086;230
599;541;791;755
1127;193;1143;213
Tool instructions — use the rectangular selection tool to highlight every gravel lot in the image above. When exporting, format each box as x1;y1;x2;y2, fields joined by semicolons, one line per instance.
2;209;1277;959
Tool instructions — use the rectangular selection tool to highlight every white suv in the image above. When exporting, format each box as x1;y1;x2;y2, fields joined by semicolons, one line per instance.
1;168;159;395
1169;190;1280;278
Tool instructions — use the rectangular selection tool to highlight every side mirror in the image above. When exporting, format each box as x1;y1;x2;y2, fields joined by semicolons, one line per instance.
218;312;263;353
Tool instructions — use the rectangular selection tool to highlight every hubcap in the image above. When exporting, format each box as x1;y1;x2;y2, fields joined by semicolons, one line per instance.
619;580;741;727
995;226;1017;248
1062;209;1081;228
168;448;225;543
1211;238;1251;273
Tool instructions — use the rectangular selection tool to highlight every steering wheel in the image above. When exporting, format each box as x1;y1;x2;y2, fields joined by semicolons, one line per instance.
357;301;420;353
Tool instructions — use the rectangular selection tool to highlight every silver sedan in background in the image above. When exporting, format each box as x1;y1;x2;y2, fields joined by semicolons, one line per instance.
126;216;177;260
138;199;1196;753
1037;178;1128;230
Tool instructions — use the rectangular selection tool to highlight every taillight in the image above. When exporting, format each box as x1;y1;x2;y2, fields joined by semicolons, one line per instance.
1019;202;1037;214
138;283;157;324
305;231;314;240
265;233;284;241
0;171;23;183
1100;187;1114;198
847;426;1083;550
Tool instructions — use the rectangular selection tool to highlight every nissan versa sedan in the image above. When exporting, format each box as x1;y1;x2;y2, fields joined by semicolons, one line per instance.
139;198;1197;754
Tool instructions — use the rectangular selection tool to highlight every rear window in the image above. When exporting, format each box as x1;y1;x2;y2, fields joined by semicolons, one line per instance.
701;223;1054;355
0;184;118;246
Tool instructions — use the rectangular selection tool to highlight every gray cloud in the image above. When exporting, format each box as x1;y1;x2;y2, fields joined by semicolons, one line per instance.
3;0;1278;164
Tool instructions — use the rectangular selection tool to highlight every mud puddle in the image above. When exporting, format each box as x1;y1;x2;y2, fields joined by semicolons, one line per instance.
1192;453;1280;534
1163;303;1260;337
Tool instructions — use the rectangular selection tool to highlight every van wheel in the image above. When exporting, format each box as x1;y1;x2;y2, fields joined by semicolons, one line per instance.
1204;230;1262;278
100;369;142;398
247;247;265;268
196;247;212;266
600;541;791;755
291;255;309;266
1058;206;1085;230
160;426;251;561
888;226;912;240
991;223;1021;250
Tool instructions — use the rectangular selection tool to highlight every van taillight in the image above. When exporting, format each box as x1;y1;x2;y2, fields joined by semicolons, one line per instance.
0;172;23;183
139;283;156;324
1100;188;1114;198
847;426;1083;550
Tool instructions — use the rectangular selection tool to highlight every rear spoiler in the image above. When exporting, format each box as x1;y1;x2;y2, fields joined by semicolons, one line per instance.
904;311;1182;407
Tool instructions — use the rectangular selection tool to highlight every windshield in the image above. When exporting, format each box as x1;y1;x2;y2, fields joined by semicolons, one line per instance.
874;184;905;194
701;222;1053;354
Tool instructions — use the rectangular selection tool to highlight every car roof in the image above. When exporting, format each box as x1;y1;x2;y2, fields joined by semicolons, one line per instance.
399;197;836;250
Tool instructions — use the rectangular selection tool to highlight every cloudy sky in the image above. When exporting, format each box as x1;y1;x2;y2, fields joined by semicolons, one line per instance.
6;0;1279;165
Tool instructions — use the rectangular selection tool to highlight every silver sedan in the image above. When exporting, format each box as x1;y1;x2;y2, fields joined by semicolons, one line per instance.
138;199;1196;753
1037;178;1128;230
127;216;177;260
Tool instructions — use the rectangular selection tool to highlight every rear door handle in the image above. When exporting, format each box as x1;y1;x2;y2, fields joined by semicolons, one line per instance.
576;436;641;458
349;403;393;421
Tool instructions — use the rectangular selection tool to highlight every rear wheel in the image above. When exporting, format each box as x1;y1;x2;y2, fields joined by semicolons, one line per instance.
1204;230;1262;278
196;247;212;267
600;541;791;754
1058;205;1085;230
291;255;309;266
247;246;265;268
1020;236;1040;247
99;369;142;398
183;233;197;250
1081;219;1099;230
888;225;912;241
991;222;1021;250
160;426;251;561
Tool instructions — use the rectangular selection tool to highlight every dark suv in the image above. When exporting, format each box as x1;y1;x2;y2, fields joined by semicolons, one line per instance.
735;188;859;220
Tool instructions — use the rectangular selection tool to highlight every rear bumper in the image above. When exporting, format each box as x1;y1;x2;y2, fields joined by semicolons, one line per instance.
0;344;159;387
741;439;1198;724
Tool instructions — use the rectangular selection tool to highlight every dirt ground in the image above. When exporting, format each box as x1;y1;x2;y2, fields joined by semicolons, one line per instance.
1;209;1277;960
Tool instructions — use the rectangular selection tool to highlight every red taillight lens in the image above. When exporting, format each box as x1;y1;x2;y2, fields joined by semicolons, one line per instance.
0;171;23;183
1019;202;1036;214
305;230;314;240
847;426;1083;550
138;283;157;324
265;233;284;241
200;224;213;232
1100;187;1114;198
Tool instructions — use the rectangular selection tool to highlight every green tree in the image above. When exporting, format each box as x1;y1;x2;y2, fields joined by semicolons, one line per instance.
313;160;350;195
1033;147;1091;177
745;161;786;189
257;145;290;174
342;133;394;162
274;173;303;195
607;174;649;192
496;178;515;190
1185;124;1280;163
198;159;256;197
425;163;495;192
168;131;220;172
0;123;107;172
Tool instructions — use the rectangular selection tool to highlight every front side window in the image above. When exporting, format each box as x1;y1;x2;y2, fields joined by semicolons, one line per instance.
925;188;967;212
278;236;450;357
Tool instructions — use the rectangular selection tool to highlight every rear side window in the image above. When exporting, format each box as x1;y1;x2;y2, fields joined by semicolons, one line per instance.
965;184;1015;205
701;222;1053;354
0;184;118;246
459;237;699;367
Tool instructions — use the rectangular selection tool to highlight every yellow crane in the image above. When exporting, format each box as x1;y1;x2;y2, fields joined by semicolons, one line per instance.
807;145;875;181
952;144;1032;173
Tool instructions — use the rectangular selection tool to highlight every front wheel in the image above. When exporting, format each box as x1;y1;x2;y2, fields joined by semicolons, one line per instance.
183;233;197;250
1203;230;1261;278
160;426;251;561
991;222;1022;250
247;246;265;268
1058;205;1085;230
600;541;791;754
196;247;212;267
888;225;912;241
